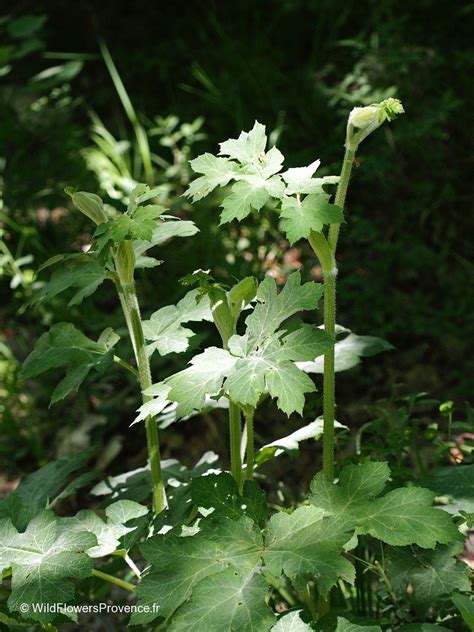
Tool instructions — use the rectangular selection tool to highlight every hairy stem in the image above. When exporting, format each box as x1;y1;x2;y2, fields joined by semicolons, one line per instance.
229;401;243;489
217;307;242;489
114;274;167;514
91;568;136;592
328;146;356;251
322;270;336;481
308;144;355;482
309;231;337;481
245;408;255;481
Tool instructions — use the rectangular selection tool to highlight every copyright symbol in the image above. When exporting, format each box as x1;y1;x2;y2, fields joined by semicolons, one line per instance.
20;603;29;613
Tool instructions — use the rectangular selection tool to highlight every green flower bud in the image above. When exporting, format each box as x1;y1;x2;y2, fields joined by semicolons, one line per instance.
115;240;136;285
65;187;107;225
348;106;379;130
347;98;404;149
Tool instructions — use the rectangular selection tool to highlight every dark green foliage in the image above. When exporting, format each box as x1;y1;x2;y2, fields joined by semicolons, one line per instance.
0;3;472;630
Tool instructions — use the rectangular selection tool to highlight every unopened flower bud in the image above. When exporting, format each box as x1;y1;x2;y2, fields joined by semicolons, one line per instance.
347;98;404;149
65;187;107;225
348;106;379;129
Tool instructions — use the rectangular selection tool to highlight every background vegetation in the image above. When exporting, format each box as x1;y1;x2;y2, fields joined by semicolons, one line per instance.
1;0;473;495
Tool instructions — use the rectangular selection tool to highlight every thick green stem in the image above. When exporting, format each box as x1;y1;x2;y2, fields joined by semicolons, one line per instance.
245;409;255;481
322;270;336;481
328;146;356;251
229;401;243;489
308;144;356;482
309;231;337;481
91;568;135;592
216;302;243;489
115;273;167;514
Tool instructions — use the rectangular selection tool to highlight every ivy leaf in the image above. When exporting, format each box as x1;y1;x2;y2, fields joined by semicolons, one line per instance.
0;511;96;624
20;323;119;405
185;153;240;202
297;328;394;374
256;418;347;466
280;194;344;244
334;618;381;632
168;567;275;632
385;543;471;613
165;347;237;417
143;289;213;356
310;462;459;548
191;473;268;526
58;500;148;558
263;505;355;595
132;516;262;625
31;254;106;307
272;610;312;631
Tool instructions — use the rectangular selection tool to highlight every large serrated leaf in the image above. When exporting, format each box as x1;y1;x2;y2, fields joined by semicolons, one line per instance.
143;289;212;356
385;542;471;613
0;511;96;624
168;567;275;631
31;254;106;307
272;610;312;631
165;347;237;417
186;153;240;201
191;472;267;526
154;272;329;417
0;449;93;530
297;329;393;374
334;618;381;632
263;505;355;596
58;500;148;558
280;194;344;245
132;516;262;625
310;462;459;548
186;121;286;224
20;323;119;404
417;464;474;515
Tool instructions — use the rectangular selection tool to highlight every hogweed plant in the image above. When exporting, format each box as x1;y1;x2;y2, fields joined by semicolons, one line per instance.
1;99;472;631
